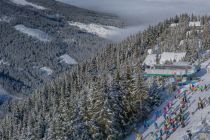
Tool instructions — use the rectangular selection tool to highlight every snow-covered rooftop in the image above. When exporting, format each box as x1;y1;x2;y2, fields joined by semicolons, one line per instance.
189;21;201;27
144;52;186;66
15;24;51;42
10;0;46;10
160;52;186;64
143;54;157;66
59;54;77;65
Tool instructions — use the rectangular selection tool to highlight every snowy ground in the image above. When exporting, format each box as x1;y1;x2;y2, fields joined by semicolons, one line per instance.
126;58;210;140
59;54;77;65
40;67;53;76
10;0;46;10
15;25;51;42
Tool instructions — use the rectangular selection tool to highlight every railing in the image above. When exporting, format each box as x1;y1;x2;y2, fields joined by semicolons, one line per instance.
145;69;195;76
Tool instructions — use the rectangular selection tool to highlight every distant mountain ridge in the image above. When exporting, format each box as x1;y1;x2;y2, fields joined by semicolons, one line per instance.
0;0;124;100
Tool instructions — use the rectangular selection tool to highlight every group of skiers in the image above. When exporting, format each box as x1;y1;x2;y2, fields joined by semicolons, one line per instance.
189;83;208;93
147;96;188;140
135;81;210;140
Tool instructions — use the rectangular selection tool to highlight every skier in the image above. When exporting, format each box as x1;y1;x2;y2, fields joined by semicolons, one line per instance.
155;110;159;119
165;129;170;139
198;97;202;110
181;119;185;128
164;124;168;131
159;128;163;136
179;107;183;114
143;120;147;129
186;130;192;140
208;96;210;105
205;84;208;91
164;107;167;115
170;116;173;126
172;122;176;132
201;101;204;109
154;121;158;129
155;132;159;140
198;97;204;109
178;113;182;124
159;135;163;140
136;132;143;140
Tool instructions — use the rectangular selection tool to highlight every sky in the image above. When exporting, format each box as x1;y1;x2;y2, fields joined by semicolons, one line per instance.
57;0;210;26
55;0;210;41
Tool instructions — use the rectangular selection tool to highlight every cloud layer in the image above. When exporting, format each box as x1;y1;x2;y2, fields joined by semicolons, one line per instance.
57;0;210;26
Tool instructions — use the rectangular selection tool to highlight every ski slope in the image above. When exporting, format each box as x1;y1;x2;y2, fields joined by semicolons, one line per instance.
10;0;46;10
15;25;51;42
126;58;210;140
68;21;119;38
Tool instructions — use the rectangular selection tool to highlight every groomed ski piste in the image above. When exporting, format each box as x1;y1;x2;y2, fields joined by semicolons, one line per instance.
126;58;210;140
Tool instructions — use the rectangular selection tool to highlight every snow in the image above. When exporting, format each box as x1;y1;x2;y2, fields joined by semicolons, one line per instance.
68;21;147;41
0;60;9;65
10;0;46;10
0;16;12;23
170;23;178;27
147;49;153;55
143;54;157;66
15;25;51;42
189;21;201;27
126;58;210;140
143;52;186;66
40;67;53;75
68;21;119;38
59;54;77;65
160;52;186;64
179;40;185;46
186;30;192;36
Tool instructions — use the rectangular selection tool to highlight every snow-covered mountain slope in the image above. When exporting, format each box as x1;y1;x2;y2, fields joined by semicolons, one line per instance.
126;58;210;140
10;0;46;10
59;54;77;65
15;25;51;42
68;21;119;38
68;21;146;41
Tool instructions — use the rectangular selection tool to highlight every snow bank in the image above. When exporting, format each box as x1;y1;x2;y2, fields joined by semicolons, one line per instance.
68;21;119;38
10;0;46;10
40;67;53;75
59;54;77;65
15;25;51;42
